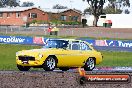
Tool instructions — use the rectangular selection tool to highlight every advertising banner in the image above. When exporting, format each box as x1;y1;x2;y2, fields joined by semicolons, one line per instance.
0;35;33;45
83;39;132;48
33;37;49;45
117;40;132;48
0;35;132;49
78;39;95;46
33;37;45;45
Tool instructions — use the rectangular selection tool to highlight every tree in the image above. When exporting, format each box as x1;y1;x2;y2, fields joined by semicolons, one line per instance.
84;7;92;14
0;1;3;7
7;0;19;7
103;6;122;14
0;0;19;7
53;4;68;9
83;0;106;27
0;0;7;7
21;2;34;7
108;0;130;8
124;9;130;14
107;0;130;14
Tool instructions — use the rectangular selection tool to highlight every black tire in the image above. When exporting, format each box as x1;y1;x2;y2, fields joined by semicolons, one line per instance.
17;64;30;71
59;67;69;71
43;56;57;71
84;58;95;71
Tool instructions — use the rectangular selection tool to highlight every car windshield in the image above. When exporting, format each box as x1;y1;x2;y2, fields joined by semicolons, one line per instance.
43;40;69;49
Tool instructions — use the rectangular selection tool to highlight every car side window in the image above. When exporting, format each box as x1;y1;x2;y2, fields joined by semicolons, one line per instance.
80;42;92;50
69;44;71;49
72;43;80;50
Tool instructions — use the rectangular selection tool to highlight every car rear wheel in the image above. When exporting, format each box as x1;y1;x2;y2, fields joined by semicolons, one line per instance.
84;58;95;71
17;64;30;71
43;56;57;71
59;67;69;71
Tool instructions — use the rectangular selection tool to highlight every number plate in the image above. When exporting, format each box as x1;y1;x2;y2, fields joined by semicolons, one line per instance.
22;61;29;64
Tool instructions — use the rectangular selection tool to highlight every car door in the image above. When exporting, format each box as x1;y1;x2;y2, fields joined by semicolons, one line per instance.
57;41;84;67
79;42;94;61
69;42;85;66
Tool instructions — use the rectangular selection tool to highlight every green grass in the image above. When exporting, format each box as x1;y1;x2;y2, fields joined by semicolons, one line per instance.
0;33;77;39
0;44;41;70
98;51;132;67
79;36;132;40
0;44;132;70
1;33;132;40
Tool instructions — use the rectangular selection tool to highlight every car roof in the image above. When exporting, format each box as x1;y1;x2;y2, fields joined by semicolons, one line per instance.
47;39;91;47
49;39;90;44
49;39;82;42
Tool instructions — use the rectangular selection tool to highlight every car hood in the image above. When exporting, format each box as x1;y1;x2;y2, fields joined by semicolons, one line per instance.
16;48;61;57
16;48;47;57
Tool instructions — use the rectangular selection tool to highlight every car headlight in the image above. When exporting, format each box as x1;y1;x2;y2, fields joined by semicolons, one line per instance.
38;54;43;58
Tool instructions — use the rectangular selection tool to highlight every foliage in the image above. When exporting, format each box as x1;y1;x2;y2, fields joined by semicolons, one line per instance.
52;4;68;9
107;0;130;14
103;6;122;14
37;20;48;24
31;20;37;24
21;1;34;7
83;0;106;26
83;0;131;26
108;0;130;7
0;0;19;7
61;21;81;25
84;7;92;14
50;20;81;25
124;9;130;14
29;20;48;24
22;19;81;26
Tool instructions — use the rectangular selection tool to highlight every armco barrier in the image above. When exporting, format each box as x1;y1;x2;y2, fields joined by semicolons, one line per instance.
0;35;132;48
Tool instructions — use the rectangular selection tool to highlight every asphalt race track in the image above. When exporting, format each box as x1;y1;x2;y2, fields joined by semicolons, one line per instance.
0;71;132;88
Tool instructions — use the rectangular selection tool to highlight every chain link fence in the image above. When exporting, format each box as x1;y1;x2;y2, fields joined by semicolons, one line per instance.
0;25;132;39
0;25;83;35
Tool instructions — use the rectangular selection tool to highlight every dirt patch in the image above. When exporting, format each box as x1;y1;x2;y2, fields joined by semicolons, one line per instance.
0;71;132;88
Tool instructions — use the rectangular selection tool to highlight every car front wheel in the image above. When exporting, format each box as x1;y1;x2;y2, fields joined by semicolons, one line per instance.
84;58;95;71
17;64;30;71
43;56;57;71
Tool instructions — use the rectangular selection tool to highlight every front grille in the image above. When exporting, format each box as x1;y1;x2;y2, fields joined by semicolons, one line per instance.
18;56;35;61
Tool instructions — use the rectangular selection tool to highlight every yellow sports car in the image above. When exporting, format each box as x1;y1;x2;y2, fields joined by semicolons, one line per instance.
16;39;103;71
